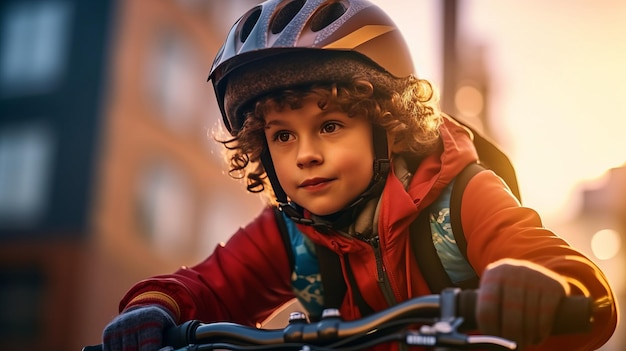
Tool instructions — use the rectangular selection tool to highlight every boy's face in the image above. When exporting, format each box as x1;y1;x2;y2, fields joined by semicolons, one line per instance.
264;95;375;216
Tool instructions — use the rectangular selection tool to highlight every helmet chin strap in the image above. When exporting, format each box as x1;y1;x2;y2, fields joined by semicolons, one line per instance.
262;125;390;233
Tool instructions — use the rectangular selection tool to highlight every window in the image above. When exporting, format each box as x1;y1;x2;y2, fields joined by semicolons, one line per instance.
145;30;203;134
0;122;54;228
0;1;73;97
136;159;194;255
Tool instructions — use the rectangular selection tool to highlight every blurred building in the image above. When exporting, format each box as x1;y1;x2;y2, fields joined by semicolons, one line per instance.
1;0;622;350
441;0;492;138
0;0;494;349
0;0;261;349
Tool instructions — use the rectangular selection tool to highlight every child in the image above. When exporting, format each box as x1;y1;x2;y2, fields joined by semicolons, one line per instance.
102;0;617;350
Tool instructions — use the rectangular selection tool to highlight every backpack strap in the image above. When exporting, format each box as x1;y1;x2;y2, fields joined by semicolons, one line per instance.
447;162;484;289
315;244;346;310
316;243;374;316
412;162;484;292
449;162;485;263
411;210;454;293
273;207;294;271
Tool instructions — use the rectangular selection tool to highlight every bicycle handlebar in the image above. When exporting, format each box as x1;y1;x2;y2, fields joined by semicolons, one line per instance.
164;289;592;348
83;289;593;351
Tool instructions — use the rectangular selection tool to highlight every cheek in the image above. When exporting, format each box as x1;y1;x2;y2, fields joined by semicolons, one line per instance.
337;143;374;182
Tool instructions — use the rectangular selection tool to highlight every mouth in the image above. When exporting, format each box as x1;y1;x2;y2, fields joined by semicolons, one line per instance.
299;177;334;188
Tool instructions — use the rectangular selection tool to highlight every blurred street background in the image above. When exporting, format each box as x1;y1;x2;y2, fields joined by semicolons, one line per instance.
0;0;624;350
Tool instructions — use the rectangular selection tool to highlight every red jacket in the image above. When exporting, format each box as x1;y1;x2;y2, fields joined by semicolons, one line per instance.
120;116;617;350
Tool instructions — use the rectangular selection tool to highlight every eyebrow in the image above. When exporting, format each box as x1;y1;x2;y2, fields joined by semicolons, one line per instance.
264;119;289;129
265;109;342;129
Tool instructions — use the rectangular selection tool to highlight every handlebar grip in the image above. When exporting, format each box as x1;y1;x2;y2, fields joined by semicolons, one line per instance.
163;319;201;348
456;290;593;334
551;294;593;334
457;289;479;330
79;320;200;351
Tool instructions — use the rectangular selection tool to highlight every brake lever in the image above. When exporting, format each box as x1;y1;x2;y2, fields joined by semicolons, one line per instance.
409;288;518;351
401;317;517;350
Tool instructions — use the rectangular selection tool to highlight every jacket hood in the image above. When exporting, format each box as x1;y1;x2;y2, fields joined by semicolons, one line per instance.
374;115;478;245
405;114;479;211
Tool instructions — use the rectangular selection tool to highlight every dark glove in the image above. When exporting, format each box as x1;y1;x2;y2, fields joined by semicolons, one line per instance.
476;258;570;350
102;305;175;351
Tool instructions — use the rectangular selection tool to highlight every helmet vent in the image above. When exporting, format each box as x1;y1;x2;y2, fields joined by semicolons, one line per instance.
240;7;262;43
310;2;347;32
271;0;306;34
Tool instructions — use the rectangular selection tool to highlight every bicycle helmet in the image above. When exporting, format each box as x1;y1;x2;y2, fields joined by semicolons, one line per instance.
208;0;416;226
209;0;414;134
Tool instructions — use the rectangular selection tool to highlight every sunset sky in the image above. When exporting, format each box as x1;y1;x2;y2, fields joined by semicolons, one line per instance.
374;0;626;220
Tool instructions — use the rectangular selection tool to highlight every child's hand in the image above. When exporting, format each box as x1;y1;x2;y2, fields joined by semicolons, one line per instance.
102;305;175;351
476;258;571;350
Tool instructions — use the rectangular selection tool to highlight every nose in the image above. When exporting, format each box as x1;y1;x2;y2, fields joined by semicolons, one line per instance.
296;137;323;169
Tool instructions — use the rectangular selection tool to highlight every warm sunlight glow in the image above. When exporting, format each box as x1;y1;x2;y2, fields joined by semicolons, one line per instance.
455;85;484;118
459;0;626;219
374;0;626;220
591;229;622;261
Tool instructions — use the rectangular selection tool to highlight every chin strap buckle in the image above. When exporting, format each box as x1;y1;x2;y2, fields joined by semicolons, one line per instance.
278;202;312;224
373;158;390;183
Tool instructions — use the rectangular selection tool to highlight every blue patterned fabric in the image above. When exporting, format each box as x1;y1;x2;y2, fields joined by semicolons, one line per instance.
428;181;477;284
282;212;325;319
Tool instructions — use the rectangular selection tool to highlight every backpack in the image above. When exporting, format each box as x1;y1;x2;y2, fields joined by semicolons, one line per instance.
274;114;520;316
412;114;522;293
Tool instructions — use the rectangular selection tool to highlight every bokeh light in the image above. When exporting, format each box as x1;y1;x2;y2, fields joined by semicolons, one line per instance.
591;229;622;261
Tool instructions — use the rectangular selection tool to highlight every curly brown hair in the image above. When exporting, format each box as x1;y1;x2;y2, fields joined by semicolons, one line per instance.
216;74;442;202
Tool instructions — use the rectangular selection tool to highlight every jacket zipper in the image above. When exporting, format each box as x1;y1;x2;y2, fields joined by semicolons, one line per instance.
356;235;406;351
359;234;397;307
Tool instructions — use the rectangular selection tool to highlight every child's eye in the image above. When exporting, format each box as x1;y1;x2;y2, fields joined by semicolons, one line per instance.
273;131;293;143
321;122;340;134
